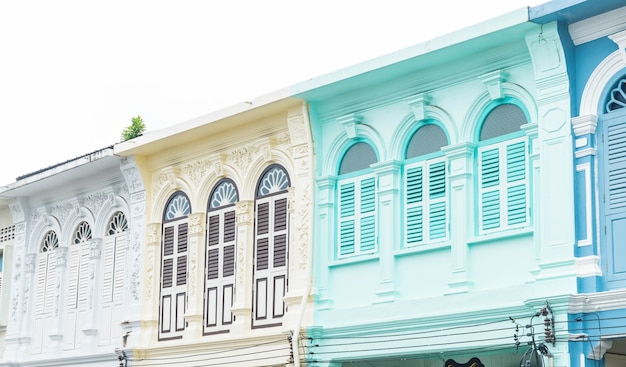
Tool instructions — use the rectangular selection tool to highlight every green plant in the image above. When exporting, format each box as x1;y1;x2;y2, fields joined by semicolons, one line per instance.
121;115;146;141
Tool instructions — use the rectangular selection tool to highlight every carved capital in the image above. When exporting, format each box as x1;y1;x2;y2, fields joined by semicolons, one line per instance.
188;212;205;235
236;201;254;225
25;254;38;273
146;223;161;246
56;247;69;267
89;238;103;259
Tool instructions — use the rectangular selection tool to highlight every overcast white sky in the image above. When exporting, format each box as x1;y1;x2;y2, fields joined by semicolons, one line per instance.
0;0;544;186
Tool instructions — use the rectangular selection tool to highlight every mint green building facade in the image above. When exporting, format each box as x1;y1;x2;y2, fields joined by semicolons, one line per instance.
296;6;577;366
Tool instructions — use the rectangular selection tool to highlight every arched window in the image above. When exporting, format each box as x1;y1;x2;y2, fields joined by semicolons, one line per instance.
253;165;290;327
404;123;449;247
159;192;191;340
32;230;59;354
476;103;529;234
99;211;128;346
337;142;378;258
65;221;92;350
599;76;626;289
204;179;238;335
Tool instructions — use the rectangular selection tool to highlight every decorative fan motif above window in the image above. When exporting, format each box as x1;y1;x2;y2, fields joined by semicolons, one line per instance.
257;166;290;197
606;78;626;112
74;221;92;244
210;179;238;209
107;211;128;235
41;231;59;252
165;193;191;220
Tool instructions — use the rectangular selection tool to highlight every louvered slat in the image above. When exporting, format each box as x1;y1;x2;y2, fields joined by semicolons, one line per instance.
223;244;235;277
273;234;287;267
429;202;447;239
406;166;423;204
360;177;376;213
360;216;376;252
256;238;269;270
223;211;236;242
208;215;220;246
257;202;270;235
207;249;219;280
176;255;187;286
274;198;287;231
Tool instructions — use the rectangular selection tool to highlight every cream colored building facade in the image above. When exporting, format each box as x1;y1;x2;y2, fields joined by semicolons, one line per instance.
115;96;314;366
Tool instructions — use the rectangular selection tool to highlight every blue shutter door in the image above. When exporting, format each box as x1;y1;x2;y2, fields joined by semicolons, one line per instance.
603;114;626;287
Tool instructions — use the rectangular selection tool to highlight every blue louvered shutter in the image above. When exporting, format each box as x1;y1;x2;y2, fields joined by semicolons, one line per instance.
603;115;626;286
478;136;528;233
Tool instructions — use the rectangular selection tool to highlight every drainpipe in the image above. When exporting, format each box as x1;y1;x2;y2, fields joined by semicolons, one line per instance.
292;103;314;367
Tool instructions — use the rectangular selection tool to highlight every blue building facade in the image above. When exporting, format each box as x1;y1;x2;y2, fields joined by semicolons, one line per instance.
531;1;626;366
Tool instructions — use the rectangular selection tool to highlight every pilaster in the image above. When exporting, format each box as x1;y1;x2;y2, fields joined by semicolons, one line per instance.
371;160;401;303
183;211;205;340
442;143;474;294
230;200;254;332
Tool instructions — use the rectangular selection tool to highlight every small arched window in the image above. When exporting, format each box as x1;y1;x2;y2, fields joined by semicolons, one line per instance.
204;179;239;335
337;142;378;258
404;124;449;247
159;191;191;340
253;165;290;328
477;103;530;234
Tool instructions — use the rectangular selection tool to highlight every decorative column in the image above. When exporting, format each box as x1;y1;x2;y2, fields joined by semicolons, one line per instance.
142;222;161;345
3;199;29;361
21;253;38;358
442;142;474;294
230;200;254;332
283;106;315;327
571;115;600;292
372;160;401;303
525;22;576;280
47;246;68;355
313;176;336;310
183;211;205;340
120;157;146;348
81;238;102;352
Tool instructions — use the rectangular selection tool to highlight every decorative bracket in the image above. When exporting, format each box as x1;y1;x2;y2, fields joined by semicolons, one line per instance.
480;70;508;101
404;93;432;121
336;114;363;139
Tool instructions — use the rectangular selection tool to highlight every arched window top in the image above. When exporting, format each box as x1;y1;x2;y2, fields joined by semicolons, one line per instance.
338;142;378;175
256;165;290;198
164;192;191;221
479;103;527;141
405;123;449;159
41;231;59;253
73;221;92;244
107;211;128;236
209;178;239;209
606;77;626;112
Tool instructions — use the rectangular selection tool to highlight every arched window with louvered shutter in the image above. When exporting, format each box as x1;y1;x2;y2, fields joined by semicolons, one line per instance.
159;192;191;340
599;76;626;289
404;123;449;247
253;165;290;328
204;179;238;335
99;211;128;346
476;102;530;234
64;221;91;350
32;230;59;355
336;141;378;258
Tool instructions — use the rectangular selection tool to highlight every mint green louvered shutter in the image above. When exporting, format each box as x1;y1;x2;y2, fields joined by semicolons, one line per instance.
339;181;356;256
480;147;501;231
479;137;528;233
406;166;424;244
428;160;447;240
359;177;376;252
506;140;527;226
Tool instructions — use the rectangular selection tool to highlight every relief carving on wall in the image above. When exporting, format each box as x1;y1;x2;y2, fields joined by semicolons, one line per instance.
130;254;141;301
145;223;161;245
50;202;74;227
295;184;311;270
122;165;144;193
82;191;110;216
181;158;212;187
55;246;69;267
145;250;154;301
288;114;306;145
188;212;205;235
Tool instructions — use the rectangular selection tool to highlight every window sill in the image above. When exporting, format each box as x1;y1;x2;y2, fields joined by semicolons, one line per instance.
467;227;533;245
395;241;451;257
329;253;379;267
